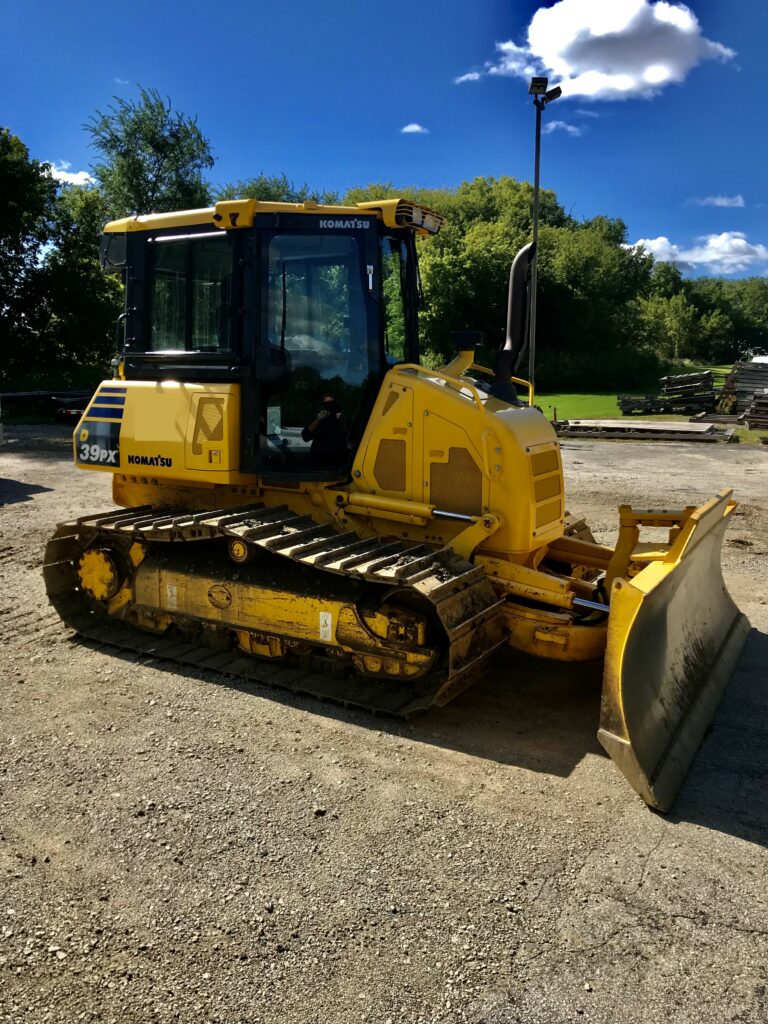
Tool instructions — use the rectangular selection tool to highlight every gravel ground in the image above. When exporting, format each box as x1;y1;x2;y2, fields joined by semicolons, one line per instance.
1;425;767;1024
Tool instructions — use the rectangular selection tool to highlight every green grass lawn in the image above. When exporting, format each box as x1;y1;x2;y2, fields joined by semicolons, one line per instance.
535;392;626;420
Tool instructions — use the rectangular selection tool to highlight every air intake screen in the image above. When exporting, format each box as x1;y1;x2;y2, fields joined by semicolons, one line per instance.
430;448;482;516
374;439;406;492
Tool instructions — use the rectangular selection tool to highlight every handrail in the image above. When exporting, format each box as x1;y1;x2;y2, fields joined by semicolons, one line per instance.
511;374;535;407
392;364;485;410
463;363;535;407
394;362;535;408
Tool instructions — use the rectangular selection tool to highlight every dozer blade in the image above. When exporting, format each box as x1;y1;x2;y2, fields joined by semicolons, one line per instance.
598;490;750;811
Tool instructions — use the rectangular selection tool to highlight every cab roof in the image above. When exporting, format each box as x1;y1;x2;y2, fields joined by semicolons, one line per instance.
104;197;443;237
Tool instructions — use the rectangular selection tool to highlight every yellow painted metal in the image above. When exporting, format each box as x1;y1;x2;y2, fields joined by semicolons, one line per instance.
503;603;607;661
599;490;749;810
77;549;120;601
103;197;443;236
511;376;535;406
477;554;607;660
73;380;245;482
351;199;443;235
228;538;254;564
479;556;581;609
76;352;563;562
131;559;436;680
352;366;564;557
450;515;502;561
449;358;535;408
235;630;286;659
106;540;146;615
546;535;613;572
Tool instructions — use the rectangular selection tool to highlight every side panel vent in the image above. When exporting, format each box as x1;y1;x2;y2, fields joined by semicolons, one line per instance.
430;448;482;516
374;439;406;492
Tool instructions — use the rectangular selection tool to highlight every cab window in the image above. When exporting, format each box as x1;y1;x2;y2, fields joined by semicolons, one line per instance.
259;232;372;473
381;237;408;364
149;234;234;351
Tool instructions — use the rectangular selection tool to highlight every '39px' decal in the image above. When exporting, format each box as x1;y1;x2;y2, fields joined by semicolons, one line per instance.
76;421;120;467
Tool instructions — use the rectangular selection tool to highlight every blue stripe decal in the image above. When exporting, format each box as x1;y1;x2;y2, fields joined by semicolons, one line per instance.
100;387;127;393
94;395;126;405
89;406;124;419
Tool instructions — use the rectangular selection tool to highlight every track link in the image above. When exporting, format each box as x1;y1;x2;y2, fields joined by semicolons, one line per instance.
44;505;506;716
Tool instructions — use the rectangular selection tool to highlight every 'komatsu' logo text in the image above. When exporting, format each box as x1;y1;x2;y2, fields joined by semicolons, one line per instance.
319;219;370;230
127;454;173;467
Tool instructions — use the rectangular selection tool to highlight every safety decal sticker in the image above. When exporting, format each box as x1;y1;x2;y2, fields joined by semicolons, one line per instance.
319;611;333;642
75;420;120;467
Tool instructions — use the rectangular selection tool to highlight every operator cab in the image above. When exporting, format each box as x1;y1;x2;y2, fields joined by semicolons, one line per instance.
101;199;440;479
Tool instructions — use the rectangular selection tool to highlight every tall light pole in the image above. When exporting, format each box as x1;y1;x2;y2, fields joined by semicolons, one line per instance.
527;76;561;393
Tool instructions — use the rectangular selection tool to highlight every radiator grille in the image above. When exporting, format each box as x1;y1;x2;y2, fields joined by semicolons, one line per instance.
530;443;562;532
374;439;406;491
430;448;482;516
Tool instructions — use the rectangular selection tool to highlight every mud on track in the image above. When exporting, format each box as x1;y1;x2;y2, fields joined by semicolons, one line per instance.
1;425;767;1024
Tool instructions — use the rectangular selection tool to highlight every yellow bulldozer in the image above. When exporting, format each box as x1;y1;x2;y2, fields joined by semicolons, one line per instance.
44;196;748;810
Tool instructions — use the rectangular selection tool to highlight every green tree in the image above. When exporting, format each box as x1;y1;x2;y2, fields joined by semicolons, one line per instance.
650;260;684;299
0;128;57;387
86;87;213;217
696;307;735;362
637;291;700;360
40;185;123;386
217;173;339;204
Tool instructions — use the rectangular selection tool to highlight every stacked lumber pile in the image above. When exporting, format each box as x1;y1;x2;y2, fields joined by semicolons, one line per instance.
746;391;768;429
618;371;717;415
658;371;717;412
554;418;735;442
617;393;661;414
719;362;768;414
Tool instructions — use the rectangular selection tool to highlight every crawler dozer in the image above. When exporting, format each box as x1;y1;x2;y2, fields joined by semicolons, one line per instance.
44;197;748;810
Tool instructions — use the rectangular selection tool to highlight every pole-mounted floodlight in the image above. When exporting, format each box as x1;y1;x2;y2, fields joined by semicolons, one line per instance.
527;76;561;394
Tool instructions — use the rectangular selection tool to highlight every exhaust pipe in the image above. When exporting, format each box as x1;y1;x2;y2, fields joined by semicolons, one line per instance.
491;242;535;403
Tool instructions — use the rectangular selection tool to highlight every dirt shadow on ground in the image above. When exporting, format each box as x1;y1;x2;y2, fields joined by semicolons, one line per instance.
74;637;605;784
74;629;767;845
0;425;74;460
0;478;53;506
667;627;768;848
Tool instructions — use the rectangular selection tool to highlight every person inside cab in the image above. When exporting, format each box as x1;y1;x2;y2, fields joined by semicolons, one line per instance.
302;394;348;468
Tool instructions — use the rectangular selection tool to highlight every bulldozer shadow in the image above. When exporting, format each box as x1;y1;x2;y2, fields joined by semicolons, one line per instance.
0;477;53;507
86;628;767;845
410;649;606;779
665;626;768;847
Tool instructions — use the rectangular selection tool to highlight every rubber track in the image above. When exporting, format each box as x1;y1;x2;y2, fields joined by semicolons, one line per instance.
44;505;506;717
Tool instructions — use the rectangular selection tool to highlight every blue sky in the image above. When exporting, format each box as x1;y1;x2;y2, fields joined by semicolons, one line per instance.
3;0;767;276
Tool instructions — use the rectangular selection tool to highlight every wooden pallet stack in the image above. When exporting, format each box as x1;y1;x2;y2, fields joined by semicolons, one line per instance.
618;371;717;415
719;362;768;414
746;390;768;429
658;371;717;411
617;393;661;414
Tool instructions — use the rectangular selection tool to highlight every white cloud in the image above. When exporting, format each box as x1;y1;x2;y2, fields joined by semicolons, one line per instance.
400;123;429;134
575;108;600;117
455;0;735;100
47;161;96;186
114;77;130;85
631;231;768;274
690;194;745;208
542;120;584;136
